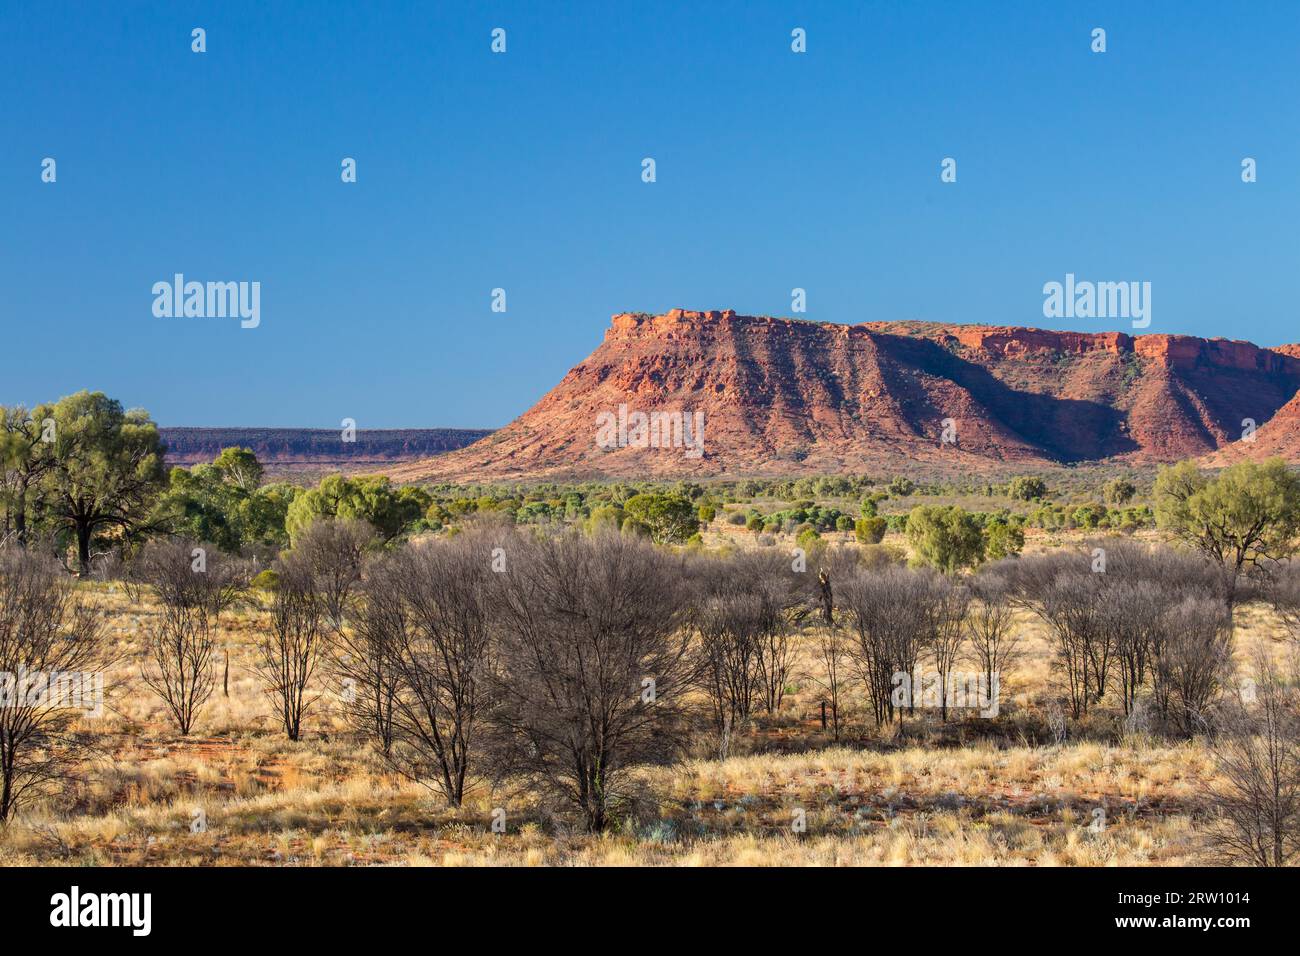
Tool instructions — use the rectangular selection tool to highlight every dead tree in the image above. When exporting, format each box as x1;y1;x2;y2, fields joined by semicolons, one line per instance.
812;625;850;740
255;562;324;740
965;572;1021;708
1208;647;1300;866
928;578;970;721
0;549;111;821
138;539;246;735
336;559;402;757
488;531;694;831
1154;597;1233;736
345;530;497;806
839;566;938;726
284;517;375;630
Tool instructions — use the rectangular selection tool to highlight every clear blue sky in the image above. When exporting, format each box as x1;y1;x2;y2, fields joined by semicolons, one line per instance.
3;1;1297;428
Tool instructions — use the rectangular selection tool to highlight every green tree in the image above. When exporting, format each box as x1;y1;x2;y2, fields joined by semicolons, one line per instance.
1;403;56;546
984;520;1024;559
1007;475;1048;501
285;474;424;542
855;516;887;544
1071;502;1108;529
211;446;264;493
887;476;916;497
157;464;245;553
1103;477;1137;505
584;504;624;535
157;449;291;553
622;493;698;544
1154;458;1300;604
905;504;985;573
41;392;167;572
240;482;299;549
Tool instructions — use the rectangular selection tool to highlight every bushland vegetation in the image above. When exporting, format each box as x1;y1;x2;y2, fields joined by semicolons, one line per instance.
2;392;1299;865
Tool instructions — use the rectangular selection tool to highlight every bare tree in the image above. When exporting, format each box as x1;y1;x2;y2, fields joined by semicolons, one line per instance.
255;561;324;740
488;531;694;831
839;566;938;726
965;572;1021;707
688;551;798;752
741;553;798;715
694;589;762;756
1154;597;1233;736
1266;558;1300;644
283;517;376;630
812;625;850;740
1208;647;1300;866
1099;579;1163;718
344;530;497;806
336;561;401;757
928;579;970;722
1001;540;1232;724
138;539;246;735
800;547;869;740
0;549;111;821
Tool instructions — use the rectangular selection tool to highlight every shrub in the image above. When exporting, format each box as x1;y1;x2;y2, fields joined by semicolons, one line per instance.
1007;475;1048;500
623;492;699;544
250;568;279;590
621;517;651;539
887;477;916;497
855;516;887;544
906;505;985;573
1103;477;1137;505
984;520;1025;559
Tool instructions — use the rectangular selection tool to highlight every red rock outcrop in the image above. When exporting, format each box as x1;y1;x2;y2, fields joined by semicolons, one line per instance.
386;311;1300;481
1204;390;1300;466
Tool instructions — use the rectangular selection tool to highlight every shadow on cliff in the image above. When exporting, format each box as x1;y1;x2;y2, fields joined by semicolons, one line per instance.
872;334;1140;462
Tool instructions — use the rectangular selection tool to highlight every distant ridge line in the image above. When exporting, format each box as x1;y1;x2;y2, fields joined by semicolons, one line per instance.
159;426;493;466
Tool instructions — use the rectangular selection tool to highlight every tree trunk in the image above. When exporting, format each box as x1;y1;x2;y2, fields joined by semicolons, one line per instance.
76;522;92;575
13;483;27;547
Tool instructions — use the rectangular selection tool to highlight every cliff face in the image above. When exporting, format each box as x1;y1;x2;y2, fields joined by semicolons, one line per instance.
386;311;1300;482
161;428;492;471
1204;389;1300;466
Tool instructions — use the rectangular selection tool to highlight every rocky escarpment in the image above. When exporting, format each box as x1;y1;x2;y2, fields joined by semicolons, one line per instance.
385;310;1300;481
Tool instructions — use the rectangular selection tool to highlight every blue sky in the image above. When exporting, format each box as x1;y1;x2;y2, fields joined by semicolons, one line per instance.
3;1;1297;428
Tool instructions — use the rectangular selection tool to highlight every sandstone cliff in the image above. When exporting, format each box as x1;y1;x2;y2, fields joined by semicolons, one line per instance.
387;311;1300;481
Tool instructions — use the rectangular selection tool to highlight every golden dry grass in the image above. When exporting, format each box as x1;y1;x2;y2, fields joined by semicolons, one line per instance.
0;576;1282;866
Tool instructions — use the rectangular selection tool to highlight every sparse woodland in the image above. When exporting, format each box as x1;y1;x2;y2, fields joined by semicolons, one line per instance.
2;393;1300;865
